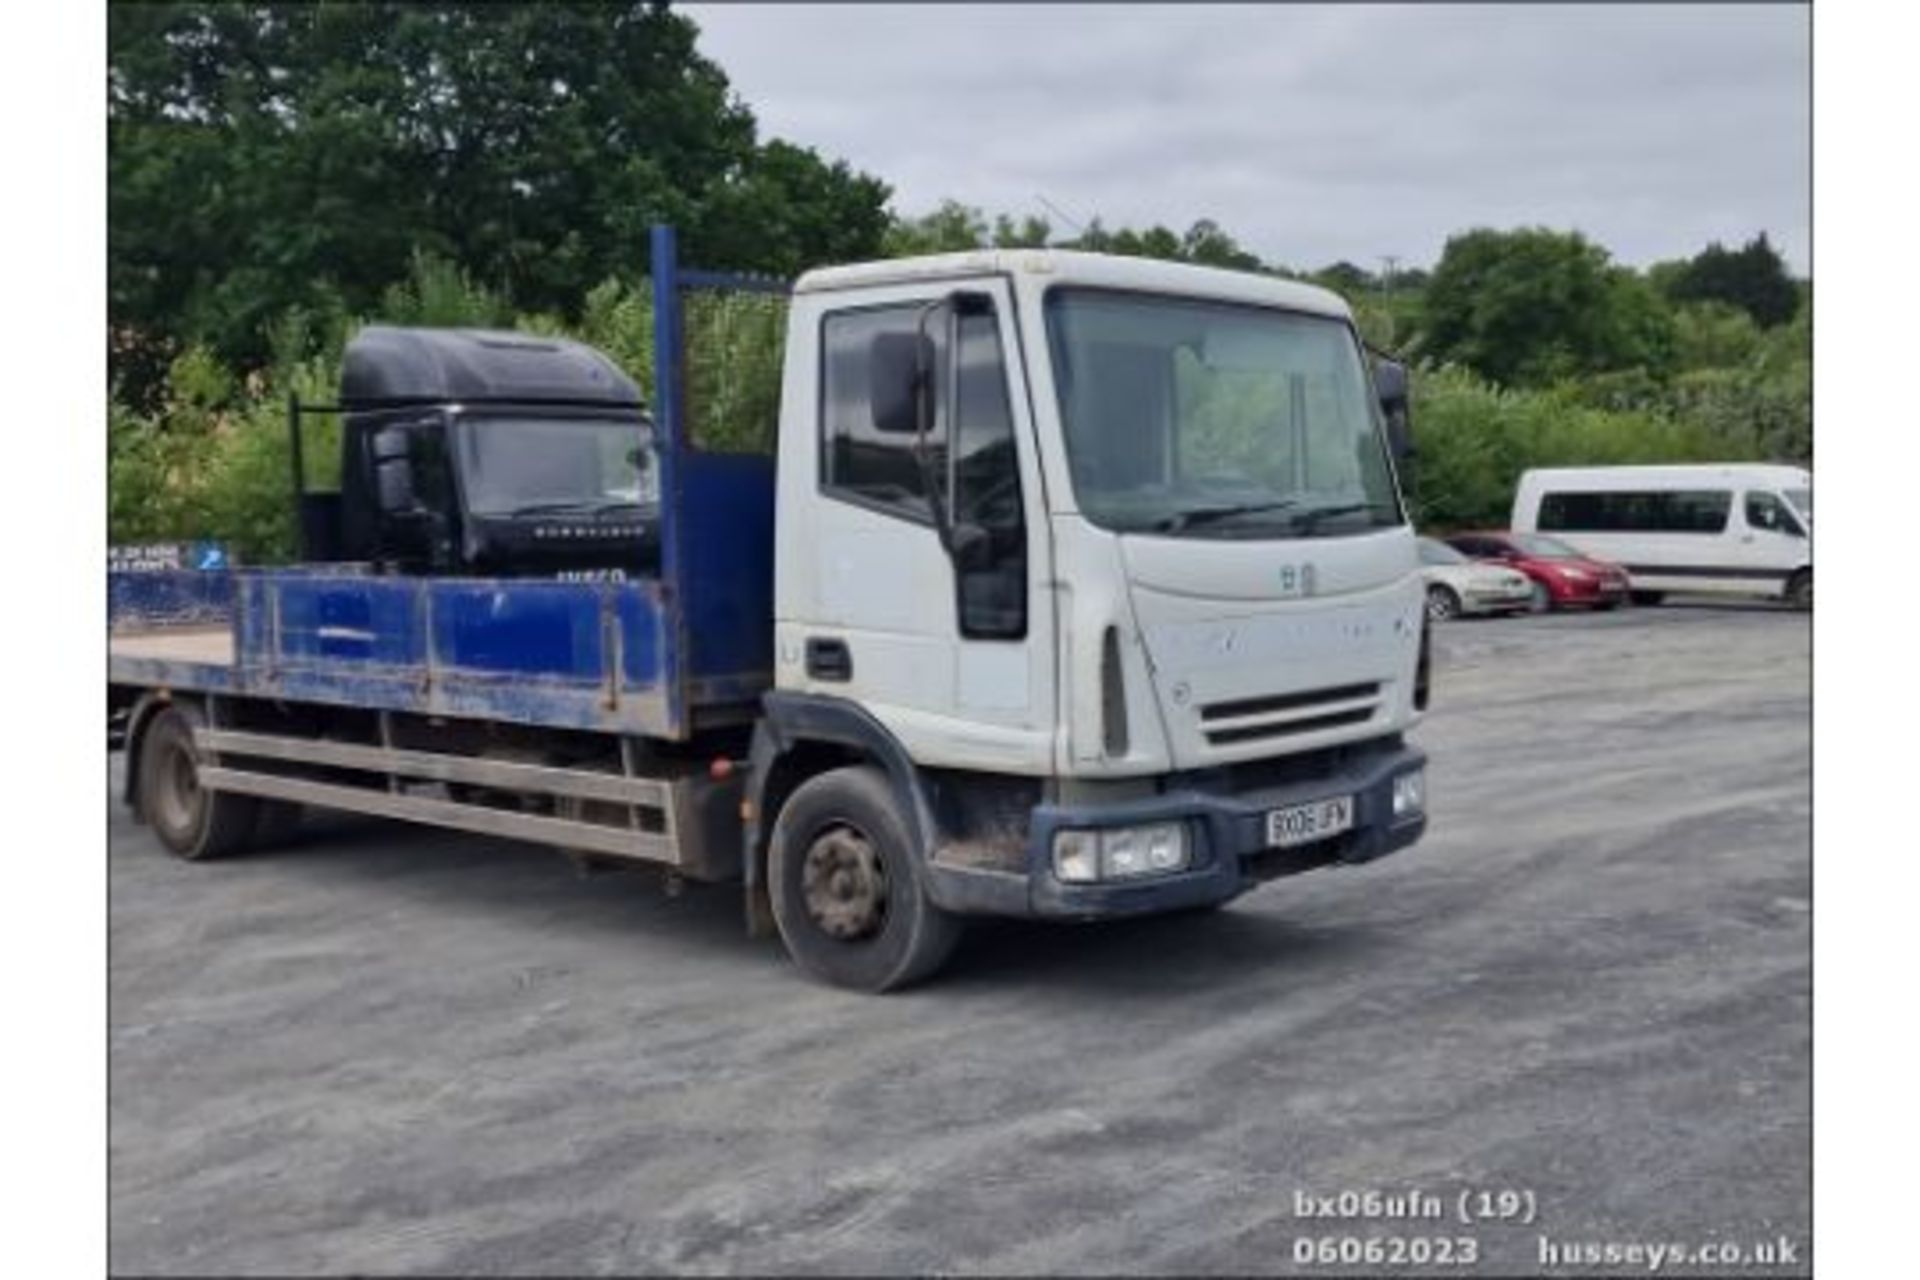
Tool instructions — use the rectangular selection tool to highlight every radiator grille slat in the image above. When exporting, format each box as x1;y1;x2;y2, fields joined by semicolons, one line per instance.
1199;681;1380;723
1198;681;1382;747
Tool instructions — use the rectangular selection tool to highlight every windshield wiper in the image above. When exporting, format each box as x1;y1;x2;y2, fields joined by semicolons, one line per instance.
1153;499;1299;533
1289;500;1386;533
502;498;642;517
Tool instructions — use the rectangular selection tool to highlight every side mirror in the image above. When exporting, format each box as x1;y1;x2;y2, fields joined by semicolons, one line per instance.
1374;358;1414;461
870;331;934;435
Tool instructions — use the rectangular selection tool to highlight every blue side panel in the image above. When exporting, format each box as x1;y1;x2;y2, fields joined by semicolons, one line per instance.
237;574;272;665
431;580;606;678
276;576;427;667
107;570;233;630
677;451;776;683
616;585;668;689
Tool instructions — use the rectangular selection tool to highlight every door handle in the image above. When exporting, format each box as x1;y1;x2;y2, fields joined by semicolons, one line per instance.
805;637;852;682
1740;534;1755;544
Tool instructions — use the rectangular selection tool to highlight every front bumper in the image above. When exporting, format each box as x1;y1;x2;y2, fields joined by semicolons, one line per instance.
1553;576;1629;605
1463;585;1533;613
924;740;1428;920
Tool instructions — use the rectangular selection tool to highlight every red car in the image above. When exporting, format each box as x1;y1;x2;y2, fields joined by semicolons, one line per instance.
1444;531;1630;613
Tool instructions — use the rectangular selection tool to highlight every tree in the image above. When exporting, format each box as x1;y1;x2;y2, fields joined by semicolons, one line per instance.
1180;219;1262;271
109;3;892;403
1664;233;1800;329
1671;301;1764;370
1315;261;1376;296
991;212;1051;248
881;199;989;255
1421;227;1675;387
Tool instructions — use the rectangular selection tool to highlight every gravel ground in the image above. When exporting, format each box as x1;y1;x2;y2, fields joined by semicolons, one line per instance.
108;601;1811;1275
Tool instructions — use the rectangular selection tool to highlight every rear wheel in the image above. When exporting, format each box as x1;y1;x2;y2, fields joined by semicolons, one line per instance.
1630;590;1665;607
137;703;259;861
769;765;961;992
1425;585;1462;623
1526;581;1554;614
1786;570;1812;611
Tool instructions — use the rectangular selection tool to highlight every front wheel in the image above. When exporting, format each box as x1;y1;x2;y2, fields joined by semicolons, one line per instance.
768;766;962;992
1425;585;1462;623
136;703;259;861
1787;570;1812;611
1630;590;1665;607
1526;581;1554;614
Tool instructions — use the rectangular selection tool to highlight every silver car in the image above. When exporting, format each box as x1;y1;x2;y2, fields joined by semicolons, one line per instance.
1418;536;1533;620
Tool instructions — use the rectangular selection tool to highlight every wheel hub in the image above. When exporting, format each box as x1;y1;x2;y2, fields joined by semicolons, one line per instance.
153;737;203;838
800;823;888;941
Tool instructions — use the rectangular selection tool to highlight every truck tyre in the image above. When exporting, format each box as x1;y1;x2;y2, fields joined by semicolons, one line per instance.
1786;570;1812;612
768;765;961;992
1630;590;1665;607
1425;585;1461;623
136;703;259;861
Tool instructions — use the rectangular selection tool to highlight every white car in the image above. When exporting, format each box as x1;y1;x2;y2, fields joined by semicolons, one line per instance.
1418;537;1533;620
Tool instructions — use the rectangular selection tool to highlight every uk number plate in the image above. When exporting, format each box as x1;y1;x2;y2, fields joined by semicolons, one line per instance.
1266;795;1355;848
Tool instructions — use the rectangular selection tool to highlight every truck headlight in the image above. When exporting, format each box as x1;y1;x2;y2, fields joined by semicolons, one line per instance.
1392;768;1426;819
1052;822;1190;883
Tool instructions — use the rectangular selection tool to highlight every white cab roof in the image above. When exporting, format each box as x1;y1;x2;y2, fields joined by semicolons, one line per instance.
795;248;1353;320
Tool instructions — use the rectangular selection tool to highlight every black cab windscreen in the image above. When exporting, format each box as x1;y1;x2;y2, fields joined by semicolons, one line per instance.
455;414;657;517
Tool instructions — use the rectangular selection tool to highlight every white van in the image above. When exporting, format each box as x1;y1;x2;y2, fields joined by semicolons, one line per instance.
1511;464;1811;608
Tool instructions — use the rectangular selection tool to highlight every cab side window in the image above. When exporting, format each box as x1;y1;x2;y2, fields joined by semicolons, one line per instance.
819;305;946;523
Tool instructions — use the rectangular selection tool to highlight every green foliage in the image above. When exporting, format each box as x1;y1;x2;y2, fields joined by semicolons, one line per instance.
1422;227;1677;387
109;2;891;404
883;200;992;256
1177;220;1263;271
878;207;1272;272
1404;364;1766;531
379;252;509;329
1663;233;1799;328
1671;301;1764;369
1315;261;1377;295
992;213;1052;248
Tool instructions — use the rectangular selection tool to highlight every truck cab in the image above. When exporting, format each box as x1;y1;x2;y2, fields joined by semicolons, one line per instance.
753;249;1429;982
312;327;661;580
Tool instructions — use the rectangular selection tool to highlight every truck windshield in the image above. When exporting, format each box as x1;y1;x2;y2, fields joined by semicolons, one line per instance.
1044;288;1402;538
1784;486;1811;525
455;415;656;516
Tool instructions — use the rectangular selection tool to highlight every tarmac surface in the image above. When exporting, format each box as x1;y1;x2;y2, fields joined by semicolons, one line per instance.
108;600;1811;1274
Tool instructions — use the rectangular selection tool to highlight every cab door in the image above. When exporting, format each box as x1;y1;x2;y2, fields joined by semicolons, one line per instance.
774;278;1055;774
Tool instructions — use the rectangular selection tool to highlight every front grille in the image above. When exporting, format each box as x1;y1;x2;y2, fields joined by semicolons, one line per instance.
1198;681;1382;748
1200;681;1378;723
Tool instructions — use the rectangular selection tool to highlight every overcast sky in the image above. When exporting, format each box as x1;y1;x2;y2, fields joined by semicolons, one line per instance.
682;3;1809;274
